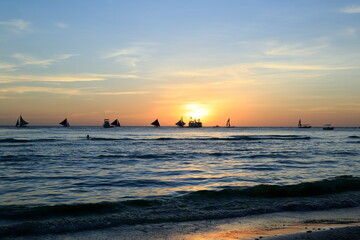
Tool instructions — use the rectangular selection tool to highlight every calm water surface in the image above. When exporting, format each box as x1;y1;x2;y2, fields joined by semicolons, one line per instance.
1;126;359;206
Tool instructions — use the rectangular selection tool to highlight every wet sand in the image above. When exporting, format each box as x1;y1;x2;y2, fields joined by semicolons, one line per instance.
9;207;360;240
266;226;360;240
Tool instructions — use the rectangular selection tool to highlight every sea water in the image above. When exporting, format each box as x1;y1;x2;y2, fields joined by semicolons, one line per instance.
0;126;360;237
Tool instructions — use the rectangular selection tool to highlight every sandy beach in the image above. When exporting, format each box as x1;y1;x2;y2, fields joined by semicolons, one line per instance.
8;207;358;240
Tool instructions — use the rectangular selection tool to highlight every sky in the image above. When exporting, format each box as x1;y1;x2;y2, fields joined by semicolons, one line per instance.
0;0;359;126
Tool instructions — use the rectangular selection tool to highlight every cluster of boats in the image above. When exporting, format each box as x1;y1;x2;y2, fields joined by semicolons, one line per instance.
14;115;336;130
103;119;121;128
151;117;203;128
298;119;335;130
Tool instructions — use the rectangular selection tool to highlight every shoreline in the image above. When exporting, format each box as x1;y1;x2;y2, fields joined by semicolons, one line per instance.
8;207;359;240
266;226;360;240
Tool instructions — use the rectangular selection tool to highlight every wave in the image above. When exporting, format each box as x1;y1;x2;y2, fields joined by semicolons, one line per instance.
90;137;132;141
90;135;311;141
1;176;359;237
229;135;311;141
0;138;58;143
348;136;360;139
0;154;46;162
1;135;310;143
186;175;360;198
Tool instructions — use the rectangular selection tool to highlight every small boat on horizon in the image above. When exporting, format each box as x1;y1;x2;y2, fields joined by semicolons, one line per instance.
111;119;121;127
103;119;113;128
15;115;29;127
298;119;311;128
151;119;160;127
175;117;185;127
226;118;235;128
188;118;202;128
59;118;70;127
323;124;334;130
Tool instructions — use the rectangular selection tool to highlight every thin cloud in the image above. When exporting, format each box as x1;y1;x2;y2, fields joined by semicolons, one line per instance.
0;86;148;96
94;91;149;95
103;48;141;59
0;75;105;83
102;43;155;68
0;19;31;31
55;23;68;28
11;53;78;68
0;73;138;83
254;63;355;71
340;6;360;13
0;63;17;71
103;48;144;67
171;62;355;80
0;86;81;95
265;44;325;56
343;27;357;36
86;73;138;79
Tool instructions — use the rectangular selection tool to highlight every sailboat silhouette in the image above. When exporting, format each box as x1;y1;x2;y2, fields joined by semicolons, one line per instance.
59;118;70;127
175;117;185;127
111;119;121;127
15;115;29;127
226;118;231;128
151;119;160;127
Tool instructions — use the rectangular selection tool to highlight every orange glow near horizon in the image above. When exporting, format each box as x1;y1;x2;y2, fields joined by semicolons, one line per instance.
183;103;210;121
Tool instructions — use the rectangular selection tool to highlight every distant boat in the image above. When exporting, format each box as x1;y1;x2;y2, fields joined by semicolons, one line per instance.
15;115;29;127
175;117;185;127
111;119;121;127
151;119;160;127
188;118;202;128
323;124;334;130
59;118;70;127
226;118;234;128
298;119;311;128
103;119;113;128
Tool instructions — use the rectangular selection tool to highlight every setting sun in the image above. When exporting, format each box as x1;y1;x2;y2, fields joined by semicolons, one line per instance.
184;104;210;120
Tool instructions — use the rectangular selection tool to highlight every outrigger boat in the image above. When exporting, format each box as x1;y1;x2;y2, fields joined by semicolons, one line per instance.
226;118;234;128
15;115;29;127
175;117;185;127
111;119;121;127
59;118;70;127
151;119;160;127
103;119;113;128
188;118;202;128
298;119;311;128
323;124;334;130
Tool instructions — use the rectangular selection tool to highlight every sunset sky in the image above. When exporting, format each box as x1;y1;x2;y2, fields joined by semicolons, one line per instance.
0;0;359;126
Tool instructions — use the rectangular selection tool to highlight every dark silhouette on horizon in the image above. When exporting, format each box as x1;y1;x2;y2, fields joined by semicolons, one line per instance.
151;119;160;127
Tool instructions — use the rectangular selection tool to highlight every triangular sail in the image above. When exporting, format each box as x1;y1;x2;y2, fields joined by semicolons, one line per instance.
226;118;231;128
151;119;160;127
298;119;302;127
59;118;70;127
16;115;29;127
111;119;121;127
175;117;185;127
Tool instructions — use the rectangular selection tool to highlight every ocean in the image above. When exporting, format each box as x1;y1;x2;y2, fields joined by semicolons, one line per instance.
1;126;360;238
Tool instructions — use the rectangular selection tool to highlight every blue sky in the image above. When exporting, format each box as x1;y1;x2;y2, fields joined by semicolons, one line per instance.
0;0;359;126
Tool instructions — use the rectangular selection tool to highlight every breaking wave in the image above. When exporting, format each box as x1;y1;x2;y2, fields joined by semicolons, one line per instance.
1;176;359;238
